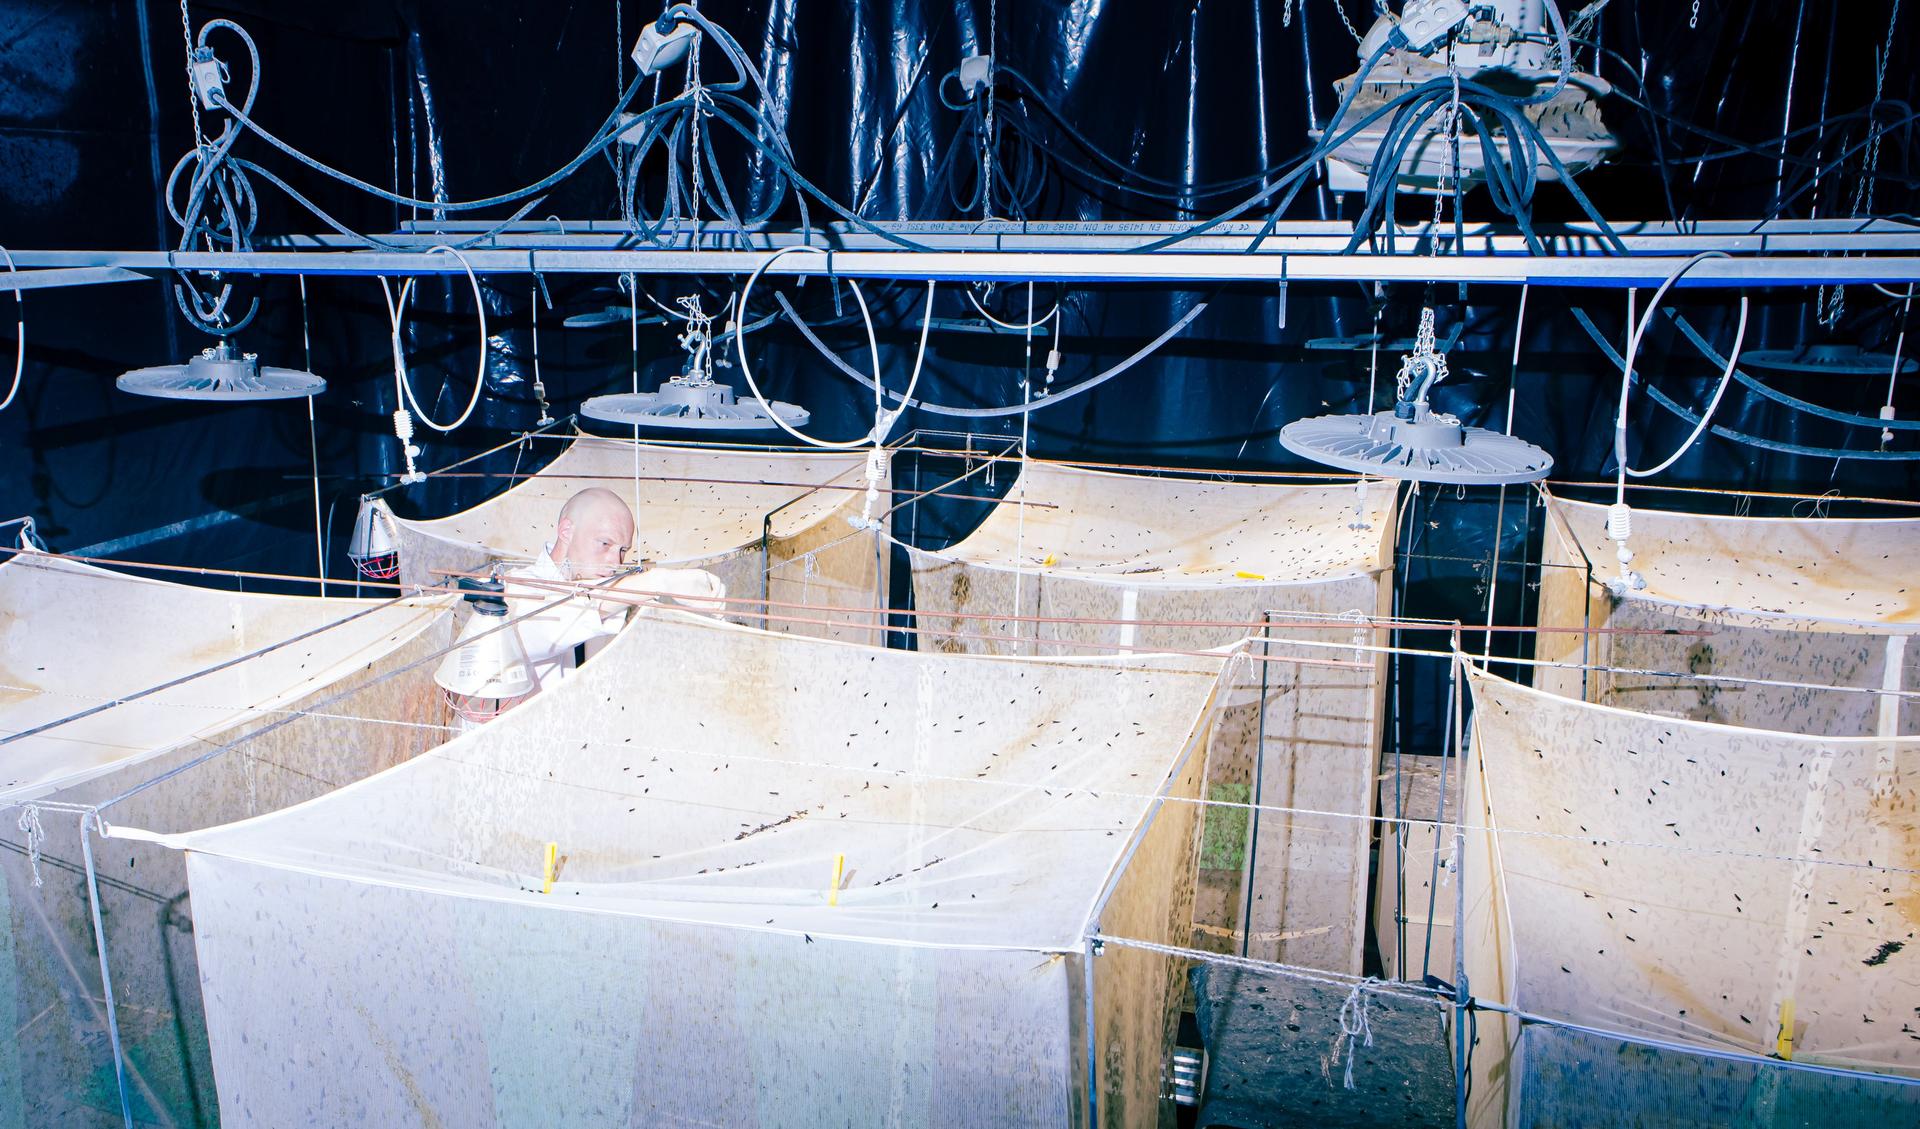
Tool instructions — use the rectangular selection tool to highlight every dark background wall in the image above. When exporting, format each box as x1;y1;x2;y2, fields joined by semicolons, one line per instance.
0;0;1914;654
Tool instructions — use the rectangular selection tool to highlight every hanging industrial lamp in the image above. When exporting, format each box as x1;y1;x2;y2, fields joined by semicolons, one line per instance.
116;340;325;401
1281;307;1553;485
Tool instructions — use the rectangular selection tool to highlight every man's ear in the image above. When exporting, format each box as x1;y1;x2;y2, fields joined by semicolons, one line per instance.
554;515;575;553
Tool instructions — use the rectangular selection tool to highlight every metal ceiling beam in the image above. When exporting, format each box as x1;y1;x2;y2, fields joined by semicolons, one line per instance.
0;266;155;294
12;217;1920;289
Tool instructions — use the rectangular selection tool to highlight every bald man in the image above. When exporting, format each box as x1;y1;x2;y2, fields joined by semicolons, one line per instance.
504;487;727;687
501;487;639;687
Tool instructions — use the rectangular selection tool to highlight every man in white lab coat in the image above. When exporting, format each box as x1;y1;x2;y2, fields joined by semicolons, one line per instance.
503;486;639;686
503;486;727;688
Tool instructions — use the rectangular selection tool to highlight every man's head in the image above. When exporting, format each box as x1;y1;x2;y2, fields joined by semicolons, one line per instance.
552;487;635;578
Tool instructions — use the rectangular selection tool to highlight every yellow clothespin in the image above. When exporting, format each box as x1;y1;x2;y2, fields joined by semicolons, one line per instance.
1235;570;1268;581
1776;998;1795;1060
541;841;559;895
1041;553;1057;567
828;853;846;907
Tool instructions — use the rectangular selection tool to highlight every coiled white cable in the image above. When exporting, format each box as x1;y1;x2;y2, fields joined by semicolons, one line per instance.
734;244;932;450
0;246;23;413
379;243;489;433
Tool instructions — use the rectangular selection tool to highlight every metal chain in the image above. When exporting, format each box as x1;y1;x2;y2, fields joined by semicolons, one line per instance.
614;0;625;194
1431;41;1462;245
1283;0;1295;29
1398;306;1447;401
178;0;205;150
1332;0;1363;42
1689;0;1700;30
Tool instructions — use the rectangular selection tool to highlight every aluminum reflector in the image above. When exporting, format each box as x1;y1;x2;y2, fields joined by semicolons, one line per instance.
116;341;324;401
1741;344;1918;377
580;380;810;431
1280;408;1553;485
563;305;629;328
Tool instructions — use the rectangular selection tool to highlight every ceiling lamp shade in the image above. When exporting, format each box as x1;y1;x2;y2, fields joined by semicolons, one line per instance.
581;292;808;431
580;381;810;431
1280;408;1554;485
1281;304;1553;485
1741;344;1918;378
116;340;324;401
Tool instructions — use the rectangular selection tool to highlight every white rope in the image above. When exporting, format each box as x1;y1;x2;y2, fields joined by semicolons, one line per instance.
16;804;45;887
1093;934;1449;1006
1338;978;1378;1089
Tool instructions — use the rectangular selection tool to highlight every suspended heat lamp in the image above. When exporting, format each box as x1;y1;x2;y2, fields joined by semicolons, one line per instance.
1281;308;1553;485
579;293;810;432
434;577;536;724
346;498;401;581
1741;343;1918;378
116;340;325;401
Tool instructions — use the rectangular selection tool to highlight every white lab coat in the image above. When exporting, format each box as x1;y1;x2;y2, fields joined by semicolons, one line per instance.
502;546;629;688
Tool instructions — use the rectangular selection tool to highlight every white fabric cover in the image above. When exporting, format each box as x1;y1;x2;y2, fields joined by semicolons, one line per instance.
909;463;1397;973
372;437;885;642
0;552;450;803
1460;665;1919;1127
0;552;454;1128
127;613;1227;1127
1536;492;1920;735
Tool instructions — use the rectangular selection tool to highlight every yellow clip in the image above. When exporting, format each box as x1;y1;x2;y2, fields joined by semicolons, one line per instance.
541;841;559;895
828;853;846;907
1042;553;1057;567
1776;998;1795;1060
1235;570;1268;581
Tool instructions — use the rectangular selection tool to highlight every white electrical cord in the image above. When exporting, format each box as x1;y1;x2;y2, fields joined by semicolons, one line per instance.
0;246;22;413
379;243;489;434
1613;252;1750;488
1884;285;1913;448
965;286;1060;333
734;244;932;450
1607;250;1749;589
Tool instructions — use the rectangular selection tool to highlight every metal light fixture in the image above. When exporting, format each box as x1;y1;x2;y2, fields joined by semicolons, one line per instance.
1742;343;1918;378
116;340;325;401
1281;307;1553;485
347;499;401;580
434;578;536;723
579;293;810;431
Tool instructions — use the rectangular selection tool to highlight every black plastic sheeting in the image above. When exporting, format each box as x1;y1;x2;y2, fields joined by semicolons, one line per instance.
0;1;1914;609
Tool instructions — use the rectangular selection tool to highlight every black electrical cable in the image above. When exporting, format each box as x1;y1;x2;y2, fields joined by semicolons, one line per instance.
1571;307;1920;460
770;290;1214;418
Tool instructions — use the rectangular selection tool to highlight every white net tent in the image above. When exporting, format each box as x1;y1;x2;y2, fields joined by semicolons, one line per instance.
1458;664;1920;1126
908;463;1399;974
365;436;887;641
117;611;1233;1127
0;551;455;1127
1536;491;1920;735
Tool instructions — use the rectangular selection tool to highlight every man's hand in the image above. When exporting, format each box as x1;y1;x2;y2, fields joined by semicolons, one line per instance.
618;567;729;615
